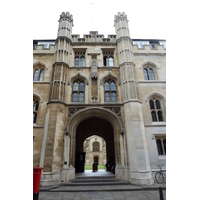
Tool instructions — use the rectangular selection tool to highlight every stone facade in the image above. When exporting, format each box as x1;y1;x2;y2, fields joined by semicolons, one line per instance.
83;135;106;166
33;12;166;186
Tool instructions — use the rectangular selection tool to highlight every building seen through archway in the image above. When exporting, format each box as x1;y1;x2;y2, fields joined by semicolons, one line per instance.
84;135;106;166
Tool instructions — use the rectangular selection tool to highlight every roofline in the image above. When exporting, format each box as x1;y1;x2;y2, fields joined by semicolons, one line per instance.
33;39;166;43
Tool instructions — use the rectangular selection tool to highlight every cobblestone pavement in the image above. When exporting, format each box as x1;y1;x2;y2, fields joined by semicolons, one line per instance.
39;190;166;200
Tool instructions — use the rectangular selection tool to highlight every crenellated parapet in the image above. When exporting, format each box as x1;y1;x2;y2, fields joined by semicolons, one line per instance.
58;12;73;24
114;12;128;23
71;31;116;44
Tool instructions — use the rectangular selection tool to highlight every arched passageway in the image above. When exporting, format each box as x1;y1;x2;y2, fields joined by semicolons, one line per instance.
63;107;129;181
75;117;115;172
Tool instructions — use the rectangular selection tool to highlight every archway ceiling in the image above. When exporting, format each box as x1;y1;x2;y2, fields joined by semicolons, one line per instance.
76;117;113;141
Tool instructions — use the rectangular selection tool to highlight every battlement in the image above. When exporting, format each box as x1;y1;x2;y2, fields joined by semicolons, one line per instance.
71;31;116;43
114;12;128;23
58;12;73;24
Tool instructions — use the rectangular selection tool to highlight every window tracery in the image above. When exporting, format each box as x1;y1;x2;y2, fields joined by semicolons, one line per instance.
72;80;85;102
33;68;45;81
104;80;117;102
149;98;163;122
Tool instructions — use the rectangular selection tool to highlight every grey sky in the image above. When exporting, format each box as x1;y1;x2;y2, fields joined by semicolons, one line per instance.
32;0;166;40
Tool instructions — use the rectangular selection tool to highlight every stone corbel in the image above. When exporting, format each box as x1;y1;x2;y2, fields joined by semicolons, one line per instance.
65;130;70;136
120;128;125;135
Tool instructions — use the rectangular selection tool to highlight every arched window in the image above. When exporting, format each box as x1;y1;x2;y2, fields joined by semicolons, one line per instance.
33;100;39;123
143;67;155;80
39;69;44;81
93;142;100;152
72;80;84;102
104;80;116;102
143;68;148;80
149;98;163;122
33;69;39;81
33;68;45;81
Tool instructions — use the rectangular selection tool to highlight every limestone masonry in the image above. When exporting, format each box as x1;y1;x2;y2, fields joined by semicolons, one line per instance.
33;12;166;186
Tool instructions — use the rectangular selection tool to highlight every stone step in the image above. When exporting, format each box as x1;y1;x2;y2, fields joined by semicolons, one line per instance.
65;181;130;186
70;178;120;183
75;175;116;179
47;184;143;192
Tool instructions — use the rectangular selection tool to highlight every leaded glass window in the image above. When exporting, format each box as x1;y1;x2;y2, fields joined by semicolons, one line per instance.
33;69;39;81
33;100;39;124
149;98;164;122
156;139;163;155
74;52;85;67
143;67;155;80
104;80;116;102
103;52;114;66
72;80;85;102
156;137;166;156
33;68;45;81
39;69;44;81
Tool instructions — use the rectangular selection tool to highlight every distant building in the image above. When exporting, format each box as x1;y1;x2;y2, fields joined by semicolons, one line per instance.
83;135;106;166
33;12;166;186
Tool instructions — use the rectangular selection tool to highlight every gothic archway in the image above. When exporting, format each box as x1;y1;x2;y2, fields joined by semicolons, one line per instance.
64;107;127;172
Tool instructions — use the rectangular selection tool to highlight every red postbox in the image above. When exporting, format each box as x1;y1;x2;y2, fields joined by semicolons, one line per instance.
33;167;43;200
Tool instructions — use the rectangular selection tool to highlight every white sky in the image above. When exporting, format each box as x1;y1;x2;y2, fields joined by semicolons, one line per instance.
32;0;167;40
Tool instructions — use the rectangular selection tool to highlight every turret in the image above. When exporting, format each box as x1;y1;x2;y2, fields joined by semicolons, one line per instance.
114;12;130;40
49;12;73;102
114;12;138;100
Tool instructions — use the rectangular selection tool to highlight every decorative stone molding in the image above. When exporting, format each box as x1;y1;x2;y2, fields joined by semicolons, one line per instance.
33;61;48;69
140;61;160;69
90;54;98;78
145;92;166;102
68;107;86;117
65;107;125;136
33;93;43;103
100;72;120;85
68;72;89;85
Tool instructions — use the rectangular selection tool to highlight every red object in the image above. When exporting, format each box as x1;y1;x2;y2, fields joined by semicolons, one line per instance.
33;167;43;194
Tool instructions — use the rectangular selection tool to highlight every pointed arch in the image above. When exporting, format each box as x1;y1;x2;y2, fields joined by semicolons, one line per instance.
100;72;120;85
33;93;43;103
140;61;159;69
33;61;48;69
145;92;166;102
68;72;89;85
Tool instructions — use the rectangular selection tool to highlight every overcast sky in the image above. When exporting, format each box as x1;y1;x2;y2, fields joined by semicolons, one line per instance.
32;0;167;40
